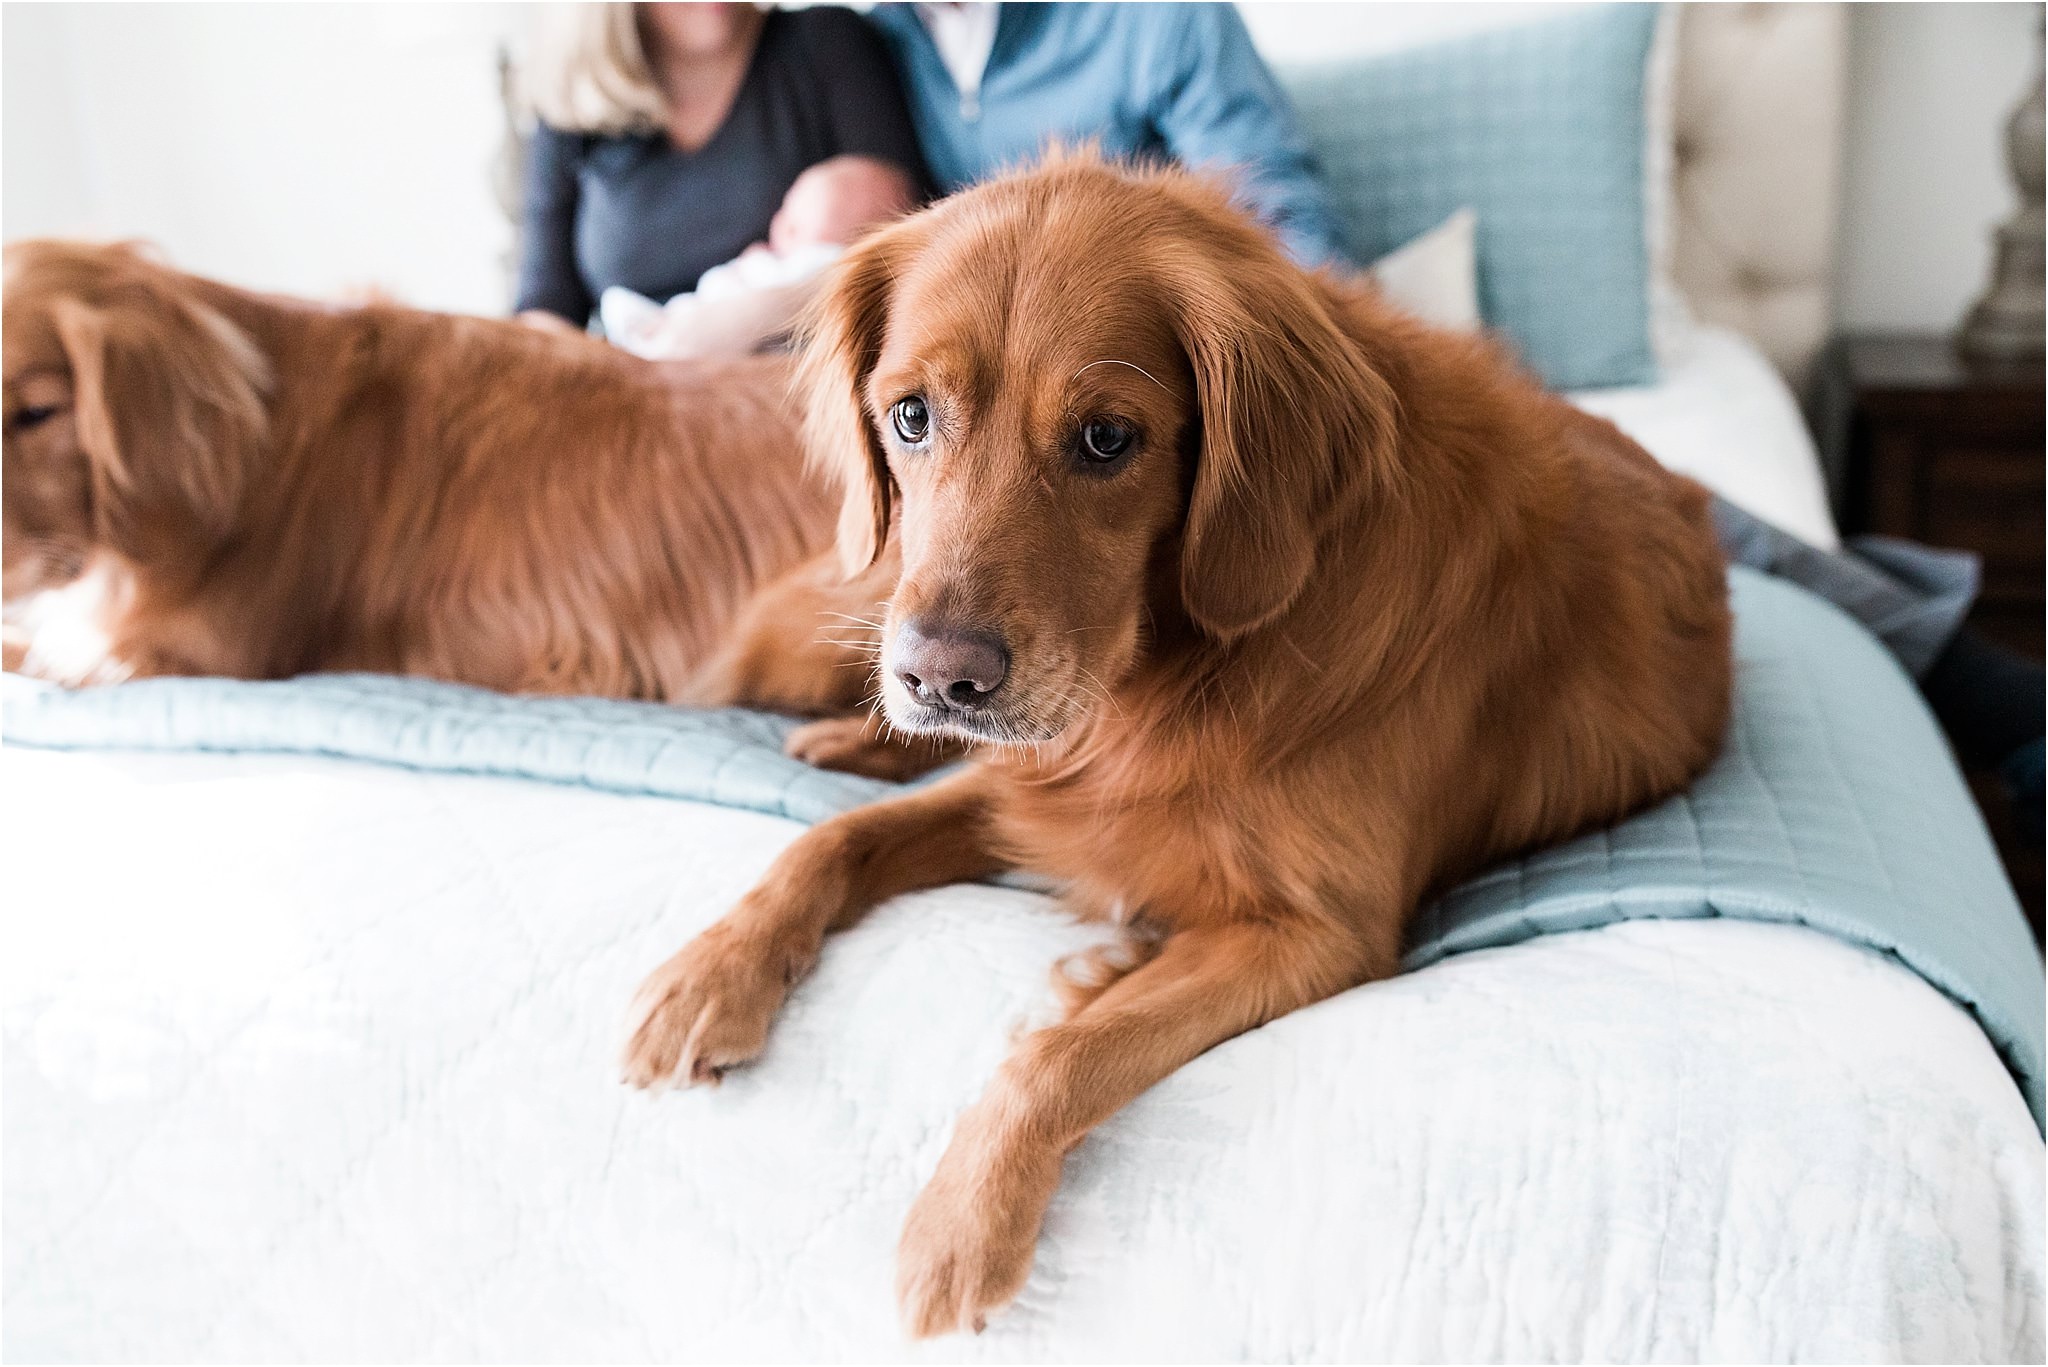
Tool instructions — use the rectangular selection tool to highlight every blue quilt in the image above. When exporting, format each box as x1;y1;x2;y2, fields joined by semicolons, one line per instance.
5;568;2041;1127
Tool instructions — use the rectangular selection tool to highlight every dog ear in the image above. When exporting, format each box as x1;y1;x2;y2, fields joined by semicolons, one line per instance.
795;229;904;579
51;285;269;551
1169;249;1399;641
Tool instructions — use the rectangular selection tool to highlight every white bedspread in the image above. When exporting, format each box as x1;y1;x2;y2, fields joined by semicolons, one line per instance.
4;746;2041;1361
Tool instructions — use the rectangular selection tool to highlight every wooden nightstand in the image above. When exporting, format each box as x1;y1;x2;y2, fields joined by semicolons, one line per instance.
1818;334;2045;659
1815;332;2045;934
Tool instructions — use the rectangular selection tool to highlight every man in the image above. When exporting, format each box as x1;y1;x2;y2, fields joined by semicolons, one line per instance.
866;2;1347;267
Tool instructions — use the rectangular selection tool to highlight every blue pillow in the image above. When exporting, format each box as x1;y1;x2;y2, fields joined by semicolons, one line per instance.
1281;5;1661;391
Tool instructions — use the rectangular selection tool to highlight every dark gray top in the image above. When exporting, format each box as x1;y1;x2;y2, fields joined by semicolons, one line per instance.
515;6;929;324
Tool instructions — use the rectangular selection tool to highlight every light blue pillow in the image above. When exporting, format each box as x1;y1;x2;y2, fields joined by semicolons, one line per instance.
1282;5;1661;391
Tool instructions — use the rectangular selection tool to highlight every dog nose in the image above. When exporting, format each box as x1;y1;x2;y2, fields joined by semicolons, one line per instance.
892;621;1010;710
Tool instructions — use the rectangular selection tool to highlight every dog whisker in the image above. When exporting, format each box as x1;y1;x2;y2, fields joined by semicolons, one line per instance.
1072;358;1170;392
1075;666;1125;722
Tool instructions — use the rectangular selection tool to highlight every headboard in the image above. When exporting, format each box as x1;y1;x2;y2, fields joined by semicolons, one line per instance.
1669;3;1847;387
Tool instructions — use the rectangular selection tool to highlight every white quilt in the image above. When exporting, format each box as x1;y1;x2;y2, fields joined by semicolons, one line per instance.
3;746;2042;1362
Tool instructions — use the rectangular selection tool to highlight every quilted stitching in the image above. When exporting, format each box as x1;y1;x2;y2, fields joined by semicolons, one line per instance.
4;764;2039;1358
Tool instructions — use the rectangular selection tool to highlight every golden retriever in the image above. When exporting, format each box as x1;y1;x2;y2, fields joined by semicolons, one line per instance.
1;240;833;697
623;154;1735;1337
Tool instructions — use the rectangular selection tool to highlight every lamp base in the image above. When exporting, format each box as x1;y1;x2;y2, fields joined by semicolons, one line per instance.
1959;218;2045;364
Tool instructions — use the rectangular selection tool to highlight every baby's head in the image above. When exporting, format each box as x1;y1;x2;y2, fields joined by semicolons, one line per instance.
768;156;919;256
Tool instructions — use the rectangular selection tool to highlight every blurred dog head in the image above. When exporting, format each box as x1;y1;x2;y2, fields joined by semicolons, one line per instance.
2;239;271;604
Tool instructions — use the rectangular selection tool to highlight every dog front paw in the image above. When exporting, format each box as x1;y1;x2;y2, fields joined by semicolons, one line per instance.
896;1117;1061;1338
785;715;965;782
619;921;812;1089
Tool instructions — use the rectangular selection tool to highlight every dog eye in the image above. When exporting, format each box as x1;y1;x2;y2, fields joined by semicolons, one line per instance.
1079;418;1135;464
890;396;930;445
7;404;58;434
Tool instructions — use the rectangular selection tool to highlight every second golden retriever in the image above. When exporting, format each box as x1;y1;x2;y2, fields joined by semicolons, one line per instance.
2;240;833;697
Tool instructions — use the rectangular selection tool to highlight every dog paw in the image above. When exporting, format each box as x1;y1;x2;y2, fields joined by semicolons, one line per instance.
783;715;875;770
785;716;963;782
619;922;810;1089
896;1123;1060;1338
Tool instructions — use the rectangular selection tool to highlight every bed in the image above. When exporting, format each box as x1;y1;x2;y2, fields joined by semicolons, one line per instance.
4;5;2043;1362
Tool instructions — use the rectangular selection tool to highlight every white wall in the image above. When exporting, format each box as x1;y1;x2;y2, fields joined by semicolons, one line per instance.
1835;2;2039;332
3;2;2038;333
1;2;524;315
2;5;93;241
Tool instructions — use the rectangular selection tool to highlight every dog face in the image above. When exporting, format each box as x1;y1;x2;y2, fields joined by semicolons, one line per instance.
0;341;90;603
800;155;1397;747
2;241;269;604
847;210;1199;747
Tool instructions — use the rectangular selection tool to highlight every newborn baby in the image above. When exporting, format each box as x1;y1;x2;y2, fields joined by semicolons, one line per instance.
601;155;918;360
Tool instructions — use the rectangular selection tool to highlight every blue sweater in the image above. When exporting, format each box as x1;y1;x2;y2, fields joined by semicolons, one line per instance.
864;3;1347;267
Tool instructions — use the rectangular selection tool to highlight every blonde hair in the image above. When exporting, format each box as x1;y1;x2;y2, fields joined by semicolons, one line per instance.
519;4;670;136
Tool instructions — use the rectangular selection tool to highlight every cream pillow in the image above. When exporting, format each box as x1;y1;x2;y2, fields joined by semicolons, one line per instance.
1367;208;1481;332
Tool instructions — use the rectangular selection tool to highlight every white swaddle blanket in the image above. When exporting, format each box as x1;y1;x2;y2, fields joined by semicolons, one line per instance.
600;243;844;360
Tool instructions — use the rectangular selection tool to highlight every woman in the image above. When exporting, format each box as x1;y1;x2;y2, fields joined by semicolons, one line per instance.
516;3;929;330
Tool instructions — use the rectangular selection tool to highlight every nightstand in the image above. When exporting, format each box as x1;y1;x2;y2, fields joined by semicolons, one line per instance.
1818;334;2045;658
1815;332;2045;935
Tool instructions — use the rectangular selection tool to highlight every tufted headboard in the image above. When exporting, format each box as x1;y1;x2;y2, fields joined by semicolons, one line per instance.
1669;3;1846;387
